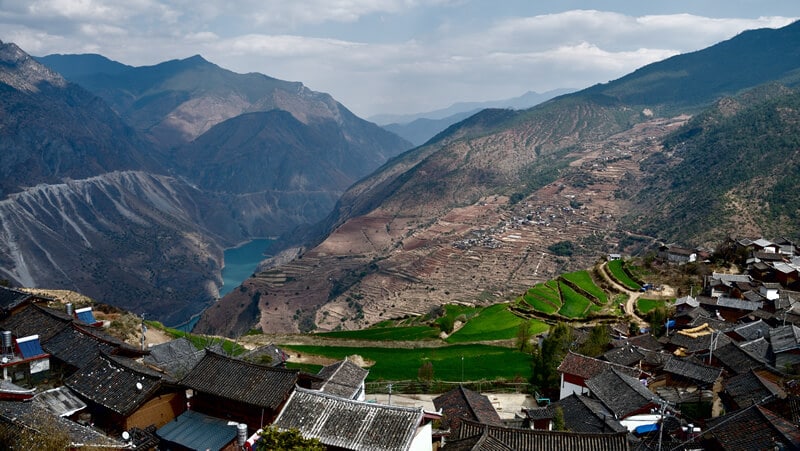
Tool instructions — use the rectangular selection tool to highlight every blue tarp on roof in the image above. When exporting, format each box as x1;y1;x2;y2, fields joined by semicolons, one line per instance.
635;423;659;434
157;410;237;451
76;309;97;324
17;336;45;358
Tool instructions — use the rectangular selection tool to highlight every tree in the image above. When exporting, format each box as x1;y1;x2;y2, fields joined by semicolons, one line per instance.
548;241;575;256
516;319;535;352
418;360;434;382
530;322;574;393
255;426;325;451
647;306;669;337
552;406;566;431
578;324;610;357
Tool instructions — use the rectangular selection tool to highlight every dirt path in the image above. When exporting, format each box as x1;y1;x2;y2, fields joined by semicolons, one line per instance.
597;261;648;328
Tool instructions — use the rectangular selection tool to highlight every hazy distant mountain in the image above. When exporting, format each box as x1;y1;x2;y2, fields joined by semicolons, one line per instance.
35;53;132;78
369;89;575;125
196;20;800;336
373;89;575;146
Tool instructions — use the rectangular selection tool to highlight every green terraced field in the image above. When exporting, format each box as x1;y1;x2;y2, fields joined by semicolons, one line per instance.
562;270;608;303
447;304;548;343
280;343;533;381
557;282;592;318
607;259;641;290
315;326;441;341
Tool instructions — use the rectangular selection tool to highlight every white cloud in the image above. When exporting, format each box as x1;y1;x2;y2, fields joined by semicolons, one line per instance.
1;2;797;116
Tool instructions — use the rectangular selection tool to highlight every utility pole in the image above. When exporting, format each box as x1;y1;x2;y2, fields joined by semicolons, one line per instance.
461;355;464;383
387;383;393;406
140;313;147;351
655;398;671;451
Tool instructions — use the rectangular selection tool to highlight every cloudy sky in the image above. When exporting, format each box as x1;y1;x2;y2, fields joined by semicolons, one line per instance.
2;1;799;118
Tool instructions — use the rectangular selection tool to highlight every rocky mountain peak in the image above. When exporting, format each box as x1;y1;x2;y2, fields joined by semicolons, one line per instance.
0;41;67;92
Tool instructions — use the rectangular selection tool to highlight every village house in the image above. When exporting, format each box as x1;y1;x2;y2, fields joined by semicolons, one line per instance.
179;348;318;432
443;418;630;450
540;393;627;434
433;385;503;433
65;353;184;433
657;245;697;264
314;357;369;401
585;368;662;421
721;368;786;411
556;351;644;400
274;386;436;451
769;324;800;370
0;286;40;319
701;404;800;450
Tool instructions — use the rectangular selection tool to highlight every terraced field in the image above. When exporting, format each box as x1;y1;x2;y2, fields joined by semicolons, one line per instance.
515;268;619;321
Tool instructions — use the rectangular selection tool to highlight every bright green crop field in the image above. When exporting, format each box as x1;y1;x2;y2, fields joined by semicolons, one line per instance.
280;343;533;381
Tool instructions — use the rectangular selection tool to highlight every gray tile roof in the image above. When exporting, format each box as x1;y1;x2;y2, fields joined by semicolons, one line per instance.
710;273;753;284
770;324;800;353
315;358;369;399
585;368;658;419
674;295;699;308
0;303;71;342
0;399;124;448
552;394;627;434
43;324;117;371
716;296;763;311
0;286;32;313
32;386;86;417
65;354;166;416
180;349;298;410
433;385;503;430
705;404;800;450
739;337;773;363
602;343;645;367
626;334;664;351
713;342;767;375
668;328;731;353
663;357;722;386
732;320;771;341
724;370;785;409
447;419;630;451
143;337;205;380
274;387;423;451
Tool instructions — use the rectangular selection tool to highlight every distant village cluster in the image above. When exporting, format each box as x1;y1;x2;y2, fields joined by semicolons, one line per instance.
452;199;584;251
2;236;800;450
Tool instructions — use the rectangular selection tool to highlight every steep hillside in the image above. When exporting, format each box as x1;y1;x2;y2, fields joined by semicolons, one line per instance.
1;43;411;326
0;171;233;325
627;84;800;243
0;42;159;198
197;20;800;337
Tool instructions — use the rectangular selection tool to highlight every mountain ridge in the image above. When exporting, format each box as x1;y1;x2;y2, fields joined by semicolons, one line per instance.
195;19;800;337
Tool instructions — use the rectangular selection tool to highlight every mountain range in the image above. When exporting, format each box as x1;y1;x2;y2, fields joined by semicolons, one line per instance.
0;42;410;325
193;21;800;336
4;20;800;336
373;89;575;146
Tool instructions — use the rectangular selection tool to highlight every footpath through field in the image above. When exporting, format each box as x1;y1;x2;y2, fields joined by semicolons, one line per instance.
597;261;649;329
